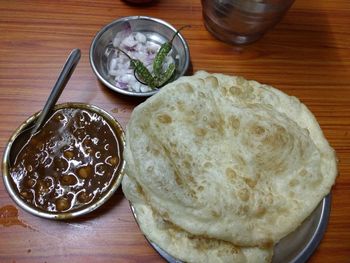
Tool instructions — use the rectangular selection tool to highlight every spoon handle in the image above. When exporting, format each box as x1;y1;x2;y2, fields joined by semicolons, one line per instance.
31;48;81;135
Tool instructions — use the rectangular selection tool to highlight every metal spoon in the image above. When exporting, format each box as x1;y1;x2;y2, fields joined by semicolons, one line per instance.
9;48;81;166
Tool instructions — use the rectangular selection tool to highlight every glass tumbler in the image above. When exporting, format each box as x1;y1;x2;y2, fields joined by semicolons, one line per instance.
201;0;295;45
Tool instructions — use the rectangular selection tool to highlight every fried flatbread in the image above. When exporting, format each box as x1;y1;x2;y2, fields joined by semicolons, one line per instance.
124;174;273;263
122;71;337;261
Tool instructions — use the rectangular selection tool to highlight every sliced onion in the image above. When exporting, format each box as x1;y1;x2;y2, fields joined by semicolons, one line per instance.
107;29;174;93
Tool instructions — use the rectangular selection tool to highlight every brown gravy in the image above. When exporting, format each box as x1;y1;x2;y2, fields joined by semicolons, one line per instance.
10;108;121;213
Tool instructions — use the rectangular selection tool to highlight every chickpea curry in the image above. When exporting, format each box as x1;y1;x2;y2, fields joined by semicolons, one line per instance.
9;108;121;213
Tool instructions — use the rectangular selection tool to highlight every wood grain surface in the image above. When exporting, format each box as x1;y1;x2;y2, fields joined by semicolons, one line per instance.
1;0;349;262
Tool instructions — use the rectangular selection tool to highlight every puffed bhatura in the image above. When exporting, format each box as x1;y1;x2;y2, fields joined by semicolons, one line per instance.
122;71;337;262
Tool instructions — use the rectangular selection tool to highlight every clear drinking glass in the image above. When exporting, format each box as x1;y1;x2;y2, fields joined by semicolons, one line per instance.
201;0;295;45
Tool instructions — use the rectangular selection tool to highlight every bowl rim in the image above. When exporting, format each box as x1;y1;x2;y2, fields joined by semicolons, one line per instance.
89;15;190;97
1;102;126;220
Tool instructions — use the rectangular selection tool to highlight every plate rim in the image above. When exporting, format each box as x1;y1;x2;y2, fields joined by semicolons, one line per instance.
130;194;332;263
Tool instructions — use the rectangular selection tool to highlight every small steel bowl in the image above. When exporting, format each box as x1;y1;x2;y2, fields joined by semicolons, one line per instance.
89;16;190;97
2;103;126;220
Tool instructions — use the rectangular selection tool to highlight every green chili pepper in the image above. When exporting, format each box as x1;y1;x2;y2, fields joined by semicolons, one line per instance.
153;25;190;78
114;25;190;90
155;63;176;87
115;47;157;88
132;60;158;88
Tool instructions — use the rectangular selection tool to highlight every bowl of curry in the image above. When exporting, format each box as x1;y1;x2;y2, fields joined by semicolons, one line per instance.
2;103;125;219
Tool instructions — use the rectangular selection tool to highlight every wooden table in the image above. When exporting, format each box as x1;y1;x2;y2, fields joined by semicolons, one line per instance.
0;0;349;262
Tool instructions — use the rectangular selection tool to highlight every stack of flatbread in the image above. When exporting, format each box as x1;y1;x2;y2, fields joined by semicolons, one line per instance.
122;71;337;262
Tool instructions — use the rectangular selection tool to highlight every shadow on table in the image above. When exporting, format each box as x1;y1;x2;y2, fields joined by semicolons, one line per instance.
121;0;160;8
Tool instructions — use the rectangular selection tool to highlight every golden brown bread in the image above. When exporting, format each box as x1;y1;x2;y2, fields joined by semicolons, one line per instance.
122;71;337;262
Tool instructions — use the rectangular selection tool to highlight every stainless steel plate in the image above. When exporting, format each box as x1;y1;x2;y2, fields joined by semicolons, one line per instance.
131;194;331;263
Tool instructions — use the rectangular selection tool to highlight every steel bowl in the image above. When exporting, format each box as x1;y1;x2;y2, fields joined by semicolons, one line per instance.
2;103;126;220
89;16;190;97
